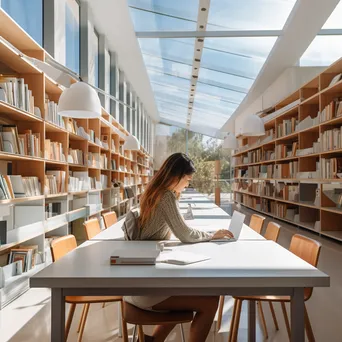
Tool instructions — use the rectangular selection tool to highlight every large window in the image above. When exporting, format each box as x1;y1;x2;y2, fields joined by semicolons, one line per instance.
88;22;99;87
105;49;111;111
1;0;43;45
65;0;80;73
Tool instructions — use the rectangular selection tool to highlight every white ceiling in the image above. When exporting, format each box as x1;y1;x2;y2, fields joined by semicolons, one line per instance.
86;0;160;122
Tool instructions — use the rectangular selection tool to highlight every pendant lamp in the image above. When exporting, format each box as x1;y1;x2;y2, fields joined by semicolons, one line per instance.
241;114;265;137
123;134;140;150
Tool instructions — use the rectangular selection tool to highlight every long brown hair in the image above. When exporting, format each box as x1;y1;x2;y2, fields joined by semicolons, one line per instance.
139;153;196;227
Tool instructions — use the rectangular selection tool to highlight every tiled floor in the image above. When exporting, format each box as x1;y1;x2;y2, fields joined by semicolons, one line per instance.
1;204;342;341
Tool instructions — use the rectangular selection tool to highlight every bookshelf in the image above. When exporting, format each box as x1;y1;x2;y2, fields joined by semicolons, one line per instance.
0;9;153;309
233;57;342;244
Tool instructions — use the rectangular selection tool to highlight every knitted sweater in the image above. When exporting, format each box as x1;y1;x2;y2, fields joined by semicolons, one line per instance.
139;190;212;242
124;190;212;310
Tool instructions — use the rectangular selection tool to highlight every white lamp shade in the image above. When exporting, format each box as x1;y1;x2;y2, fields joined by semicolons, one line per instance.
241;114;265;137
123;134;140;150
58;82;102;118
223;133;238;149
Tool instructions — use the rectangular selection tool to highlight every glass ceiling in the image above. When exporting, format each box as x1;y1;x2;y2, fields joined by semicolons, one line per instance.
127;0;300;136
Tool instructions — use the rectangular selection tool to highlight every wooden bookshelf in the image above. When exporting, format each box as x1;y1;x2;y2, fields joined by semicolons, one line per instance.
0;9;153;309
233;56;342;242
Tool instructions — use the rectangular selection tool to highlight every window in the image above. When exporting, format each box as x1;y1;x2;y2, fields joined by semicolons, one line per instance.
1;0;43;45
105;49;111;111
65;0;80;73
88;22;99;87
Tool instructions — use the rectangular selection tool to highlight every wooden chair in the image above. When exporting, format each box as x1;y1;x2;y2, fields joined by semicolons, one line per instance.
83;218;101;240
249;214;266;234
50;235;127;342
102;211;118;229
216;221;281;334
228;234;321;342
122;301;193;342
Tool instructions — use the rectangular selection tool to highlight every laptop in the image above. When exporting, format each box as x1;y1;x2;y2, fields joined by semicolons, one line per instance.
209;211;246;242
110;249;160;265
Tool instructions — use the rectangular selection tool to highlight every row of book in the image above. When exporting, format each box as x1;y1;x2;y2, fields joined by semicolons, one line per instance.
320;127;342;152
0;76;35;114
88;153;108;169
275;142;297;159
0;175;41;200
44;140;65;161
0;125;41;157
247;149;262;163
69;148;84;165
8;244;39;273
45;96;65;128
277;117;298;137
273;162;298;179
321;158;342;179
44;171;66;195
275;183;299;201
319;98;342;122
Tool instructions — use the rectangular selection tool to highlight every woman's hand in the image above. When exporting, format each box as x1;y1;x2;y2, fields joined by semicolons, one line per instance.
211;229;234;240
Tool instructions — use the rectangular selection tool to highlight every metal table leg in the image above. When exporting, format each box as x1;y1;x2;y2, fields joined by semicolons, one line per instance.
51;288;65;342
291;288;305;342
248;300;256;342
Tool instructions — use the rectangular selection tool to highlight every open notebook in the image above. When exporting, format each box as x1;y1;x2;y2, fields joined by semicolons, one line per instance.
157;251;210;265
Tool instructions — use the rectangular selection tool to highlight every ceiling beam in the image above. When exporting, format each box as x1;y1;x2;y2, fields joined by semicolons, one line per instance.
136;30;282;38
220;0;341;134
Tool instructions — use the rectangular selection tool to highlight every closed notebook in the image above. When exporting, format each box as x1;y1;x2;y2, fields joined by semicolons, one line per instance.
110;249;160;265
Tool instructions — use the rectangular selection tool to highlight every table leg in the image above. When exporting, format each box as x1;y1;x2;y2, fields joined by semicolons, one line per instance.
51;288;65;342
248;300;256;342
291;288;305;342
118;301;122;337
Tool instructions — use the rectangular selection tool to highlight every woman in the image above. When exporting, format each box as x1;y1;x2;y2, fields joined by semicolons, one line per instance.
124;153;233;342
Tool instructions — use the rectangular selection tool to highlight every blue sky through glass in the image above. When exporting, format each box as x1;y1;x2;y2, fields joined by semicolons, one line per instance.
1;0;43;45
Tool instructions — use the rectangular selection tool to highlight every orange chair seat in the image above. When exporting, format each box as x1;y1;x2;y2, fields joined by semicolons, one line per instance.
123;302;193;325
65;295;122;304
234;288;311;303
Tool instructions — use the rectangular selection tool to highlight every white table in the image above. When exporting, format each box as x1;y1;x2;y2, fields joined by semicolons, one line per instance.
92;219;265;242
30;240;329;342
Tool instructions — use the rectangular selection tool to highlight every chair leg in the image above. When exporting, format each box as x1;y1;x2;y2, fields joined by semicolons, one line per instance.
257;301;268;339
304;304;315;342
280;302;291;340
77;304;86;333
231;299;243;342
138;325;145;342
120;301;129;342
180;323;186;342
132;325;137;342
102;302;106;308
268;302;279;330
228;299;238;342
77;303;90;342
65;303;76;341
217;295;225;331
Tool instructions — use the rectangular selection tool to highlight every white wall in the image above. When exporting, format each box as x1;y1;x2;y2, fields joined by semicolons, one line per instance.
232;66;325;134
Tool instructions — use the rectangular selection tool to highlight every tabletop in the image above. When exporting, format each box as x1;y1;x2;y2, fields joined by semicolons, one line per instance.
31;240;329;291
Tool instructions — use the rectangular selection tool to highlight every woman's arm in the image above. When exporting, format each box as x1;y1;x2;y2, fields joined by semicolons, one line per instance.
160;191;212;243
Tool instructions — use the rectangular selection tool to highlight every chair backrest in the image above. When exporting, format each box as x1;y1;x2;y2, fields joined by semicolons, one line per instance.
264;222;281;242
50;235;77;262
289;234;322;300
84;218;101;240
102;211;118;229
249;214;266;234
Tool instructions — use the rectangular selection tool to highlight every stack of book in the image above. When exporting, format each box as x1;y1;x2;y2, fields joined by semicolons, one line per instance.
45;171;66;194
65;118;79;134
44;140;64;161
247;149;261;163
0;76;35;114
248;166;259;178
68;148;84;165
296;114;319;131
264;182;275;197
8;245;39;272
275;183;299;201
262;150;275;161
276;142;297;159
45;95;65;128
